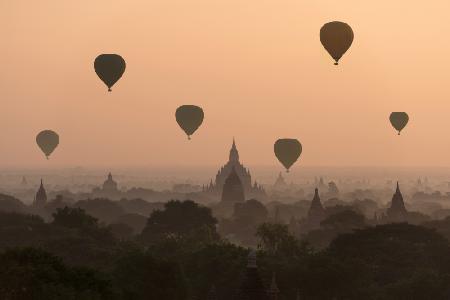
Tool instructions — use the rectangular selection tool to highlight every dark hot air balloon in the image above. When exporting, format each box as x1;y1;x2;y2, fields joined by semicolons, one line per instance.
94;54;126;91
274;139;302;172
320;21;354;65
390;112;409;135
36;130;59;159
175;105;204;140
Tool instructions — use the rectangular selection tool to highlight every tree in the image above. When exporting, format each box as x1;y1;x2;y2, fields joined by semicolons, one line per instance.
327;223;450;298
233;199;268;224
0;193;27;213
140;200;219;245
74;198;125;224
0;247;112;300
256;223;304;257
52;207;98;229
320;210;366;231
108;223;134;240
112;249;187;300
181;243;248;300
219;199;269;247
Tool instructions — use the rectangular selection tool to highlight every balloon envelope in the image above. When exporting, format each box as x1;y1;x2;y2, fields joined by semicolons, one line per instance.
175;105;204;139
36;130;59;159
320;21;354;65
274;139;302;172
390;112;409;135
94;54;126;91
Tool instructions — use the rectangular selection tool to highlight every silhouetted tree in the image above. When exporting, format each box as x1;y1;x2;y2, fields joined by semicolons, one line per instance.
74;198;125;224
256;223;300;256
140;200;219;245
112;248;187;300
320;210;366;231
0;247;112;299
52;207;98;229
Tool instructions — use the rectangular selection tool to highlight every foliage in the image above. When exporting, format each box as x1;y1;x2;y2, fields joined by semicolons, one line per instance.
140;200;219;245
0;247;112;300
52;206;98;229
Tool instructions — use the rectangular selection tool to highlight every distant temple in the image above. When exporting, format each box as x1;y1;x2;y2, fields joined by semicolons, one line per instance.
33;179;47;207
20;176;27;187
92;173;121;199
207;286;218;300
386;182;408;221
204;139;265;198
221;167;245;204
103;173;119;193
268;274;280;300
299;188;326;232
273;172;287;190
235;251;270;300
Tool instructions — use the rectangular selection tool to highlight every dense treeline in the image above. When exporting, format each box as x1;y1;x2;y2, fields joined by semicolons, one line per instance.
1;199;450;299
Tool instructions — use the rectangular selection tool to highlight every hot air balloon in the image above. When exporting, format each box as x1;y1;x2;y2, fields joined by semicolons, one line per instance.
175;105;204;140
274;139;302;172
36;130;59;159
94;54;126;91
390;112;409;135
320;21;354;65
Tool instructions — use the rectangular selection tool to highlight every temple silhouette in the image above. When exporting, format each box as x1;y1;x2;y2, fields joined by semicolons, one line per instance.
221;167;245;204
92;172;120;199
299;188;327;232
204;139;265;199
378;182;408;223
33;179;47;208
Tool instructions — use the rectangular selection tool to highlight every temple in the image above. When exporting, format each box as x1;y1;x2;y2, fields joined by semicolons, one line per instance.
386;182;408;221
300;188;326;232
221;167;245;204
273;172;287;190
204;139;265;198
235;251;269;300
33;179;47;208
92;172;121;199
103;173;119;193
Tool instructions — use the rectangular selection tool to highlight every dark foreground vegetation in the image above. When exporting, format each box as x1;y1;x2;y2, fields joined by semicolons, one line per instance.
1;200;450;299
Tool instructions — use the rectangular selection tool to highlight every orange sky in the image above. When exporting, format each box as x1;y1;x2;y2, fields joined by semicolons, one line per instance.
2;0;450;169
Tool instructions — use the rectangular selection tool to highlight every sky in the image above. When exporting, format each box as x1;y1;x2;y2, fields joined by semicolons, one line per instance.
1;0;450;169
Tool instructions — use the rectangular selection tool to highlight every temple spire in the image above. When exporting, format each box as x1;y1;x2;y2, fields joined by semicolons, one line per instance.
229;138;239;162
207;285;218;300
34;179;47;207
387;181;407;221
247;250;257;268
268;273;280;300
309;188;324;214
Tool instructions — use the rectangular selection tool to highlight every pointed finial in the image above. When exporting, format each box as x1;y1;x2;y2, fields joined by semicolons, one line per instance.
207;285;218;300
270;273;280;294
396;181;400;193
40;179;43;187
247;250;257;268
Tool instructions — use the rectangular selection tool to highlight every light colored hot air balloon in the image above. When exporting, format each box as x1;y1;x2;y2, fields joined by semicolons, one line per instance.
320;21;354;65
94;54;126;92
36;130;59;159
274;139;302;172
175;105;204;140
390;112;409;135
